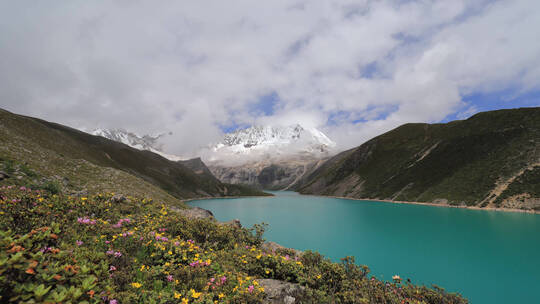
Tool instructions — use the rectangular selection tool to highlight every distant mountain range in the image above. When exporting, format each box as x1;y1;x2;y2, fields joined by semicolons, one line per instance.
89;124;337;190
294;107;540;211
89;128;185;161
208;124;335;163
205;124;336;190
0;108;268;200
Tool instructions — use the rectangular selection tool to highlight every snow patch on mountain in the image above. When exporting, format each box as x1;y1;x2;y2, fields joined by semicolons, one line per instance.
204;124;336;165
89;128;185;161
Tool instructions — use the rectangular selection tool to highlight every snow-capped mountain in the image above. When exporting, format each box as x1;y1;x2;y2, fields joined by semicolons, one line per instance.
89;128;184;161
206;124;336;165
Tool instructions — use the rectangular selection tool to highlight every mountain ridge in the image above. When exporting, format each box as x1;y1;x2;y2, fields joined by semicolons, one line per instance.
294;107;540;211
0;108;268;200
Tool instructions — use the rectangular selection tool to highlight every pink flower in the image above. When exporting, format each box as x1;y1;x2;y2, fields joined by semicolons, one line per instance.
114;251;122;257
109;300;118;304
248;285;254;293
221;276;227;284
166;275;173;282
76;240;83;246
109;266;117;271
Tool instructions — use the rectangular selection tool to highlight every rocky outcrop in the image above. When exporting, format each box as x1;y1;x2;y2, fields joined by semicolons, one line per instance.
261;241;302;257
173;206;215;220
259;279;305;304
209;158;327;190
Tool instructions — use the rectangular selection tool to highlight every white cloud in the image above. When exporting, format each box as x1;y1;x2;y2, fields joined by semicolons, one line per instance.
0;0;539;155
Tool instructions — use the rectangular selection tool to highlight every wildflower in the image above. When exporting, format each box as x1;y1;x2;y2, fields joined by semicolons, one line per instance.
218;293;225;299
174;292;182;299
109;300;118;304
166;275;173;282
109;265;117;271
76;240;83;246
220;276;227;284
25;268;35;275
114;251;122;257
190;289;201;298
248;285;254;293
131;282;142;288
87;290;95;298
181;298;189;304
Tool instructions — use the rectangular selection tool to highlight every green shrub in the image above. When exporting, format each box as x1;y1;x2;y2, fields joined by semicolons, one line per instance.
0;185;467;303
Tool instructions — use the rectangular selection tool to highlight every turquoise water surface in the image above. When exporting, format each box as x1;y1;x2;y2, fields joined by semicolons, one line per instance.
188;191;540;303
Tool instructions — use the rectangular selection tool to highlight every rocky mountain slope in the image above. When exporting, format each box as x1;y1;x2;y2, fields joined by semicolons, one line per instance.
207;124;336;190
295;107;540;210
210;158;328;190
0;108;267;200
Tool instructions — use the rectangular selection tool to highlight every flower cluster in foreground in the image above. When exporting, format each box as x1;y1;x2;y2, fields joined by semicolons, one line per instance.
0;184;467;303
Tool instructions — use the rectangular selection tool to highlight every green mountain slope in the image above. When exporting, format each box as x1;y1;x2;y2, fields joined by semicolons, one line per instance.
296;107;540;210
0;108;267;200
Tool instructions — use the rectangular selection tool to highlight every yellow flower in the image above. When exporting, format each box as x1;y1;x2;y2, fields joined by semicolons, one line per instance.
131;282;142;288
140;265;146;271
218;293;225;299
81;197;87;201
182;298;189;304
174;292;182;299
256;254;262;259
190;289;202;298
316;274;322;279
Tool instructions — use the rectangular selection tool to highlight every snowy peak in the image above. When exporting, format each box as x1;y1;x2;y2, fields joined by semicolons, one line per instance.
208;124;336;164
91;128;164;151
218;124;334;150
89;128;184;161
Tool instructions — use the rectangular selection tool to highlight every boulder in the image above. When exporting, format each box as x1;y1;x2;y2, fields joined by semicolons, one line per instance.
175;206;215;220
110;194;127;203
259;279;305;304
261;241;302;257
222;218;242;228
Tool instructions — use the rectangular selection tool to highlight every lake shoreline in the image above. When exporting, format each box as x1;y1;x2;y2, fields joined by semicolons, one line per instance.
185;192;540;215
315;195;540;215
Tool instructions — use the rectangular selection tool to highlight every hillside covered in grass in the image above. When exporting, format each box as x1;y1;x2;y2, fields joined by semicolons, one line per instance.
0;182;467;303
295;107;540;210
0;108;268;201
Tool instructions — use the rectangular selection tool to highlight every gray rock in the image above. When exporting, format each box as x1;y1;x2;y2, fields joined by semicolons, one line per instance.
110;194;127;203
261;241;302;257
175;206;215;220
0;171;9;180
222;218;242;228
259;279;305;304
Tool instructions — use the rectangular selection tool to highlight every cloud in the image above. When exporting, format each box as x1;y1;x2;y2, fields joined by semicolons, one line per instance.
0;0;539;155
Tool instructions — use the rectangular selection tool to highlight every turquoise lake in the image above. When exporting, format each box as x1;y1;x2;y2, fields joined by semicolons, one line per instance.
188;191;540;303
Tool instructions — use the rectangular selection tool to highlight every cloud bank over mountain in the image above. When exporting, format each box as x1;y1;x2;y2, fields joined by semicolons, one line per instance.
1;0;539;155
